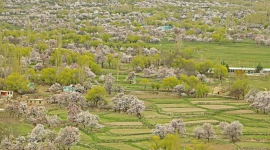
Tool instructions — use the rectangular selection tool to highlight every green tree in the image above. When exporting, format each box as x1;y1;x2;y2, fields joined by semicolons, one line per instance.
26;68;36;82
86;86;106;107
255;63;263;73
195;83;209;98
230;79;248;100
5;73;29;93
140;78;150;90
131;55;147;69
172;56;197;75
162;77;179;91
58;68;79;85
213;64;228;80
101;33;111;42
0;78;5;89
151;133;181;150
156;83;161;91
0;1;4;11
181;48;194;59
106;54;114;68
187;76;200;89
197;60;213;74
126;34;141;43
186;140;213;150
211;28;229;44
40;68;57;84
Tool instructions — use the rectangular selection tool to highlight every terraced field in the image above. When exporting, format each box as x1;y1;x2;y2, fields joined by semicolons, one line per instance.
52;96;270;149
1;95;270;150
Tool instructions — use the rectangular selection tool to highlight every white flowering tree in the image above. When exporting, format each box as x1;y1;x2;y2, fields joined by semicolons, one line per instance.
83;78;92;90
48;92;86;107
111;94;145;118
152;124;175;139
222;121;243;142
49;83;62;92
18;102;28;117
170;119;186;135
245;88;260;102
127;98;145;118
125;71;136;84
55;126;80;150
172;84;186;97
67;102;82;123
152;118;185;139
26;106;47;125
250;91;270;113
75;111;104;131
202;123;216;142
28;124;55;143
46;115;61;127
104;73;114;95
217;121;229;130
193;126;204;139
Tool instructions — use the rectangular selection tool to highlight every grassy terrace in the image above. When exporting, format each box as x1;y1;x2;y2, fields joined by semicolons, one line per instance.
2;95;270;150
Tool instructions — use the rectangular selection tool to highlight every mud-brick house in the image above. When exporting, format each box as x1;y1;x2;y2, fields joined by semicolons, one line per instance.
0;90;14;99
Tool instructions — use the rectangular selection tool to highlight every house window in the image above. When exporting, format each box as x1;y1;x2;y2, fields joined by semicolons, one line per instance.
39;101;41;104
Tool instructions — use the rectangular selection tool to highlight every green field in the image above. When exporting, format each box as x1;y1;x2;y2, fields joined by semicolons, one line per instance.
149;41;270;68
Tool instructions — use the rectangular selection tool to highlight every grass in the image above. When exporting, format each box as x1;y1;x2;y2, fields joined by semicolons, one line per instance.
238;114;270;120
104;122;143;126
141;111;172;118
156;103;193;108
162;107;207;113
184;119;219;125
236;142;270;148
147;118;173;125
190;100;229;104
109;129;151;134
149;41;270;68
97;134;150;141
98;143;140;150
198;105;236;110
133;141;152;150
224;110;255;114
